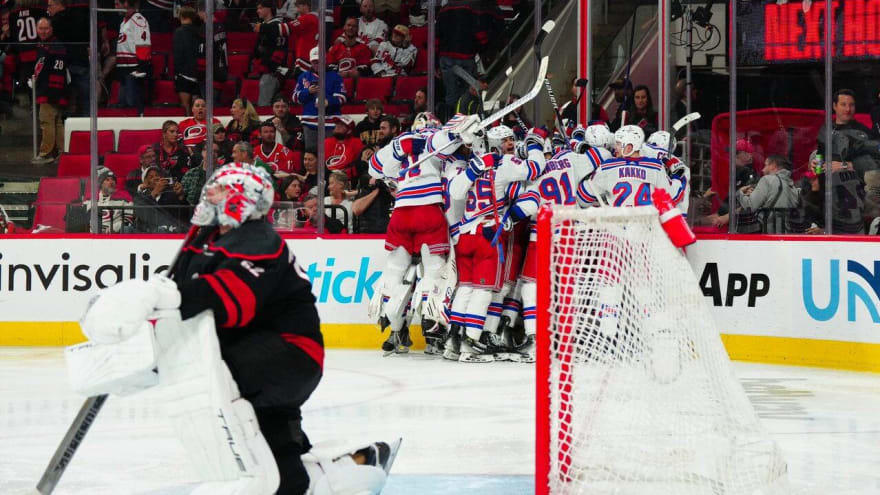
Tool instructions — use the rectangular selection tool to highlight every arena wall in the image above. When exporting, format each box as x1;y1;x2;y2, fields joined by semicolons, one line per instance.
0;234;877;372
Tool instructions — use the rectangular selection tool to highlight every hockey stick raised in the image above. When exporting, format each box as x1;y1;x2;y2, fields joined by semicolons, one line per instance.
672;111;701;132
35;225;201;495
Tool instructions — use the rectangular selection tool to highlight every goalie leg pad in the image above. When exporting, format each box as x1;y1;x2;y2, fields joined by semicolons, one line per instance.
381;247;414;333
521;281;537;337
155;311;280;494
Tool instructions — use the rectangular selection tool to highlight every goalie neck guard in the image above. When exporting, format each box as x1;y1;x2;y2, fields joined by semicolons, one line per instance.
191;163;275;228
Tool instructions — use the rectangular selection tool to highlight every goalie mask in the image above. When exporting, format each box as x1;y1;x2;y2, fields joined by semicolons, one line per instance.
647;130;676;154
614;125;645;157
584;123;614;151
486;125;515;154
191;163;275;228
411;111;441;131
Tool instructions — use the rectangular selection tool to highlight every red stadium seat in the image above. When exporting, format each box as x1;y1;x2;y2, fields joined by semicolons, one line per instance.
394;75;426;101
152;80;179;105
341;103;366;114
68;130;114;155
239;78;260;102
56;154;91;177
32;204;70;232
283;78;297;99
413;49;429;75
343;77;356;99
409;26;428;49
152;33;172;53
104;153;141;179
36;176;84;204
227;32;258;53
151;52;168;79
354;77;393;102
117;129;162;154
142;106;185;117
227;53;251;79
106;81;121;106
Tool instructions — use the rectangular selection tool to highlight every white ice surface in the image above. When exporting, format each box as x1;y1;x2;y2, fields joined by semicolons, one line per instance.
0;348;878;494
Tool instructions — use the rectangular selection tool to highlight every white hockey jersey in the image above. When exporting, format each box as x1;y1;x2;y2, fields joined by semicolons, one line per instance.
368;129;459;208
640;143;690;215
358;17;388;51
442;154;468;241
577;155;684;208
515;148;604;241
116;12;151;68
371;41;418;76
448;146;544;236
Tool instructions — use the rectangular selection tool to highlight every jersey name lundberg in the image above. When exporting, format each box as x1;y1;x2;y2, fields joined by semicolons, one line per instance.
617;166;647;180
542;158;572;173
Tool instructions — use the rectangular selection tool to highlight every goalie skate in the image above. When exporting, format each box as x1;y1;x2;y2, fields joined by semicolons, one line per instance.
382;327;413;357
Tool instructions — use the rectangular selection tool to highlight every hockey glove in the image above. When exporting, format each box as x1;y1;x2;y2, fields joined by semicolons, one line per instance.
465;155;488;181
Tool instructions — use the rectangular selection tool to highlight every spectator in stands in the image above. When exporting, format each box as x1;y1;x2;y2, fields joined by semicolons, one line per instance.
455;80;485;116
225;0;258;33
626;84;658;136
371;24;417;77
132;165;189;233
279;175;305;202
196;3;229;105
173;6;201;116
328;16;374;78
325;115;363;181
126;145;159;196
114;0;151;114
671;78;699;131
179;97;222;148
267;96;304;151
298;193;345;233
353;176;394;233
285;0;319;75
356;99;384;148
31;16;68;166
734;154;799;234
272;175;305;229
212;123;234;163
437;0;487;119
704;139;760;230
141;0;172;33
608;78;633;131
325;170;356;231
84;167;134;234
230;140;273;177
255;121;297;173
560;76;608;125
358;0;388;54
300;150;319;195
251;0;289;106
2;2;46;117
181;141;222;206
799;150;867;235
403;87;428;128
871;88;880;138
46;0;89;117
818;88;880;180
499;93;532;139
226;98;262;146
294;46;346;152
151;120;190;180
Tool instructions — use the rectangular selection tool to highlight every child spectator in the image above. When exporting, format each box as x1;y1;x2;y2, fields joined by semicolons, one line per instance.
358;0;388;54
370;24;417;77
251;0;289;105
151;120;190;180
355;99;384;148
32;16;68;166
179;97;222;148
293;46;346;151
286;0;319;74
226;97;261;146
328;16;373;78
255;121;297;173
267;96;304;151
325;115;363;181
114;0;151;114
173;6;200;116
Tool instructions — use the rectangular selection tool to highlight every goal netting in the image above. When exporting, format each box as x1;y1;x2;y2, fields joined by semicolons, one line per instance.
535;206;789;495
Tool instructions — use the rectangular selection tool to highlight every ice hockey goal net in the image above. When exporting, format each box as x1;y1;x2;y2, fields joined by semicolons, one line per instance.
535;205;788;495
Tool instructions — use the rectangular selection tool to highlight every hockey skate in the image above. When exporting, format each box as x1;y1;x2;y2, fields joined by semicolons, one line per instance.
422;319;446;356
382;326;413;357
490;317;515;361
459;332;496;363
509;334;536;363
442;324;462;361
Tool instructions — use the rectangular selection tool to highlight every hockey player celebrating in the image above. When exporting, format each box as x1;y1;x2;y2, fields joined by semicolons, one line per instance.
643;130;691;215
71;163;400;494
577;125;685;208
443;127;545;362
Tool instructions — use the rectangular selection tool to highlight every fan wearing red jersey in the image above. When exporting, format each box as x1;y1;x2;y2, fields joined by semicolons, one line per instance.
286;0;319;73
328;16;373;77
255;121;297;174
179;97;222;149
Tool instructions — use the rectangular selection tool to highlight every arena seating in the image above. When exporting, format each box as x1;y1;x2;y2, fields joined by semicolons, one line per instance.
394;75;426;101
117;129;162;153
103;153;141;179
354;77;394;102
56;154;91;177
68;130;115;155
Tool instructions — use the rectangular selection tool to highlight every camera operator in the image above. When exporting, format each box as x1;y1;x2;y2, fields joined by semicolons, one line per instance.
735;154;799;233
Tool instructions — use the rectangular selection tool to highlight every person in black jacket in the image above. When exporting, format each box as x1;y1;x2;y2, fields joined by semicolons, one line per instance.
32;17;69;166
173;6;200;116
197;4;228;104
252;0;289;106
47;0;89;116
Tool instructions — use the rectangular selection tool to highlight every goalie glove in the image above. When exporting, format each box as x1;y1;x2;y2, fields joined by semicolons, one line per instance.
81;277;181;345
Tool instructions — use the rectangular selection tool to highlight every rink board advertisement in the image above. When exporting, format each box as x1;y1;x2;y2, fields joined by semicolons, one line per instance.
0;235;878;371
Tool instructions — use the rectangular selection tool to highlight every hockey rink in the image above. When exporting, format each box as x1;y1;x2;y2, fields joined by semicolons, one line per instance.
1;347;878;494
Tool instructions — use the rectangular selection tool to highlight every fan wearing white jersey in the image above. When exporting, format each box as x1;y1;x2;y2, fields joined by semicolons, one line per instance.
577;125;684;208
444;129;545;362
367;112;465;354
642;130;690;215
509;146;604;361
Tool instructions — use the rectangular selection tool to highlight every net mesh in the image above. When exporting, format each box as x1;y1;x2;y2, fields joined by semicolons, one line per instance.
543;206;789;495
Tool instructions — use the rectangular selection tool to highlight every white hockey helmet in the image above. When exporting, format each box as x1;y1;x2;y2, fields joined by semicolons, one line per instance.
647;130;676;154
411;111;441;131
486;125;515;154
191;163;275;228
614;125;645;157
584;123;614;150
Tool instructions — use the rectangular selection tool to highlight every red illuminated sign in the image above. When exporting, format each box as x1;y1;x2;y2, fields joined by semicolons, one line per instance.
764;0;880;62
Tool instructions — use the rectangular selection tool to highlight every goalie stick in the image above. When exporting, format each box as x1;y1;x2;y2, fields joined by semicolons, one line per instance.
407;20;555;169
35;225;201;495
